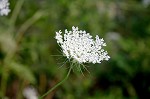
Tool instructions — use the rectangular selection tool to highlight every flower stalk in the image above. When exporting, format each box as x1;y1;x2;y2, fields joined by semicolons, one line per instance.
39;66;72;99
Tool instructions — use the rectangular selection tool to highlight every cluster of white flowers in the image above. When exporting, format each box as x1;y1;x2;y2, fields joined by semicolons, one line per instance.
0;0;10;16
23;86;38;99
55;26;110;64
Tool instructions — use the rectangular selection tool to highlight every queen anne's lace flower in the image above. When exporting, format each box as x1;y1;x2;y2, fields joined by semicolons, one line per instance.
55;26;110;64
0;0;10;16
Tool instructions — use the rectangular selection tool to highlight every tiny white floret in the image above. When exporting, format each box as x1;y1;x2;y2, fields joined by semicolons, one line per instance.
0;0;10;16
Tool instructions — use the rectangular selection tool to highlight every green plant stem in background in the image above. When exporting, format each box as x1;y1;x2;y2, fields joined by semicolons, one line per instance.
0;1;25;97
39;66;73;99
9;0;24;32
16;11;44;43
0;67;9;98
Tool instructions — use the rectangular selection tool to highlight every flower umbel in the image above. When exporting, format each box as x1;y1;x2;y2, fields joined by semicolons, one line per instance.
0;0;10;16
40;26;110;98
55;26;110;64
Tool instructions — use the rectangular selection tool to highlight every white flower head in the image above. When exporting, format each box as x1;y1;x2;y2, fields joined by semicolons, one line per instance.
23;86;38;99
0;0;10;16
55;26;110;64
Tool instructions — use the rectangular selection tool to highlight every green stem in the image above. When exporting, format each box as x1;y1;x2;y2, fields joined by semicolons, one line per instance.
39;66;72;99
0;66;9;98
9;0;24;28
16;11;44;43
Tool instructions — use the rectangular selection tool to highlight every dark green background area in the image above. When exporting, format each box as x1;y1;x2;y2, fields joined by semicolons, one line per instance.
0;0;150;99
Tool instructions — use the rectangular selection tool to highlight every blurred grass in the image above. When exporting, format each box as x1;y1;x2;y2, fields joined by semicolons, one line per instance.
0;0;150;99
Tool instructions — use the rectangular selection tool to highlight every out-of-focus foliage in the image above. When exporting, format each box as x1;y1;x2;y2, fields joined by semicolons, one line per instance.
0;0;150;99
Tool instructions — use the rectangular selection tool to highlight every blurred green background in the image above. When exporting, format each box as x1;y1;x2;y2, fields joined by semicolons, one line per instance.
0;0;150;99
